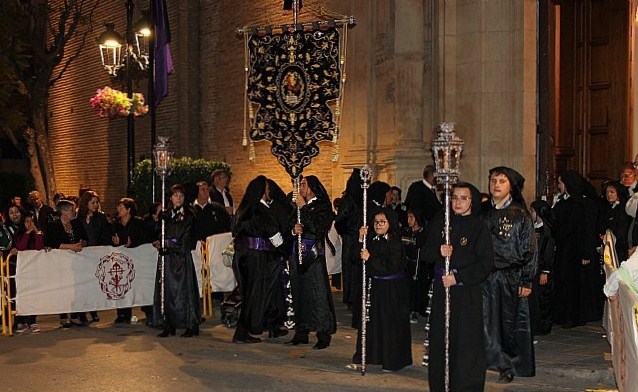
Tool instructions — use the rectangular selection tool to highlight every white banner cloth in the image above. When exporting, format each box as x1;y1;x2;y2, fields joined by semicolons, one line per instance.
16;244;159;315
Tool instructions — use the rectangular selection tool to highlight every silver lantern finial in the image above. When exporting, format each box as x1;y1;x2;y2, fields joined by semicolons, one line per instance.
153;136;174;177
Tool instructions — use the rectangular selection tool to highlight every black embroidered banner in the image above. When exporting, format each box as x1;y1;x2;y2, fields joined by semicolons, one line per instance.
247;27;341;178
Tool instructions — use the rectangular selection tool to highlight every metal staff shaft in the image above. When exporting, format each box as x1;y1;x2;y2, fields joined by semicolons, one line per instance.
442;180;452;392
432;121;464;392
160;174;166;317
360;164;371;376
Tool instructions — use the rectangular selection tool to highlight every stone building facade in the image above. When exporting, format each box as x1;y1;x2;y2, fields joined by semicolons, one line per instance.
47;0;538;209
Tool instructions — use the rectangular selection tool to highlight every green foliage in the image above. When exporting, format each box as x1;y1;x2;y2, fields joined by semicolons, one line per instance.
0;171;34;211
131;157;232;214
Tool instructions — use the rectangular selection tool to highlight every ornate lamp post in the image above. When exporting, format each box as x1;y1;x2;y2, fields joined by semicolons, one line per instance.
431;122;464;392
153;136;174;316
97;1;151;196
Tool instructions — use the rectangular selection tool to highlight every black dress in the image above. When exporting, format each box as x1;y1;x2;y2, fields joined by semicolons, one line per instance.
233;202;285;336
153;210;201;332
597;201;631;264
289;198;336;342
352;233;412;371
552;194;603;325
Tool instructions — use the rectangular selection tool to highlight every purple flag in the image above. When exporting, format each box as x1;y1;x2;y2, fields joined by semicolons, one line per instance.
153;0;173;108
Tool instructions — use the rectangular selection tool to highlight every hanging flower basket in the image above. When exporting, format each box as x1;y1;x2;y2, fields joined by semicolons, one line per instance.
89;86;149;119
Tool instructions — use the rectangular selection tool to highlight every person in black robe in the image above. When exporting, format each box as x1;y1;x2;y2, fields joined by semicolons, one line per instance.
528;200;556;336
480;166;537;383
351;181;392;330
231;176;288;343
153;184;201;338
402;208;430;323
351;207;412;371
286;175;336;350
553;170;603;327
424;182;494;391
334;169;363;308
597;180;631;264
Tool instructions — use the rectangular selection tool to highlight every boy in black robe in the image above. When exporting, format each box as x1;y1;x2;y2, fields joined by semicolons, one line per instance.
424;182;494;391
480;167;537;383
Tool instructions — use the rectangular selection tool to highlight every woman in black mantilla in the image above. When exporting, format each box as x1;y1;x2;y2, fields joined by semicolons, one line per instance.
287;175;336;350
350;207;412;372
553;170;602;327
153;184;201;338
232;176;288;343
424;182;494;391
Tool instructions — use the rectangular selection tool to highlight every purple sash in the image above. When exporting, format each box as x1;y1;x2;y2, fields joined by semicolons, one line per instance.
293;238;325;258
235;236;275;252
372;271;408;281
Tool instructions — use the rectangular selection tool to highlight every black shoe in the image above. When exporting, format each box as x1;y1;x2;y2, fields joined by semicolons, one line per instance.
114;316;131;324
180;329;199;338
284;336;309;345
268;329;289;339
312;341;330;350
157;327;176;337
232;335;261;344
91;313;100;323
499;371;514;383
60;319;72;328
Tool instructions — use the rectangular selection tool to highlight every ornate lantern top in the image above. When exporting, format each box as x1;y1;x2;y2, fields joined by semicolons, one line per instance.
153;136;174;176
432;122;464;183
360;164;372;189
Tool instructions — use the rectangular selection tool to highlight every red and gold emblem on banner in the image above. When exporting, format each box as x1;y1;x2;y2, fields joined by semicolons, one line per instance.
95;252;136;300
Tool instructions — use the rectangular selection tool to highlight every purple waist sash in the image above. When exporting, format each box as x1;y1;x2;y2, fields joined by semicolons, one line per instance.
235;236;275;252
372;271;408;281
293;238;325;258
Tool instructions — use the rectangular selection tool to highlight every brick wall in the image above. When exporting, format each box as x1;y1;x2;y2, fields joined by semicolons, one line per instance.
48;0;357;212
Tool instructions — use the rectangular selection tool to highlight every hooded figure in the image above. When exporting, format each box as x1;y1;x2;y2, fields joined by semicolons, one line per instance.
423;182;495;391
287;175;336;349
480;168;537;382
553;170;603;327
231;176;288;343
335;169;364;306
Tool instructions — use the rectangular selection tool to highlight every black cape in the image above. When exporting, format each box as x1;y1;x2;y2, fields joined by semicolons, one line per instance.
233;202;285;334
289;198;336;336
353;232;412;371
153;212;201;331
424;212;494;391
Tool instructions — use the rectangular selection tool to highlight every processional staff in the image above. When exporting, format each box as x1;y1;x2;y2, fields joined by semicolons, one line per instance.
359;164;372;376
153;136;174;318
431;122;464;392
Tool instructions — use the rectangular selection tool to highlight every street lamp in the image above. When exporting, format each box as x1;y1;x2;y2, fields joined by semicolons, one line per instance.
97;0;151;196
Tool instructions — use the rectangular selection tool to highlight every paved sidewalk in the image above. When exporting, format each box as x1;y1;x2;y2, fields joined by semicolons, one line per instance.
0;294;618;391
